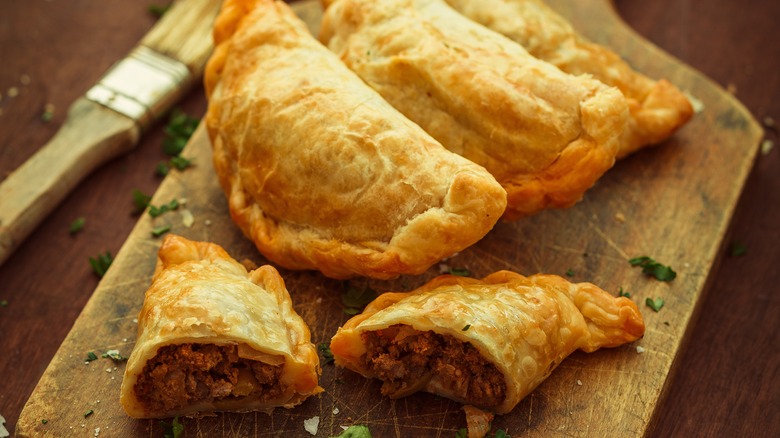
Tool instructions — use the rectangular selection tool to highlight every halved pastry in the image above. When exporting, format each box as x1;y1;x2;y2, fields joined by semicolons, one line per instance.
204;0;507;279
320;0;629;219
443;0;694;158
120;234;322;419
330;271;645;413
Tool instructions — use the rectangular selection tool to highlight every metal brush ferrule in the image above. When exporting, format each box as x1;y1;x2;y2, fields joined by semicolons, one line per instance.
86;46;192;130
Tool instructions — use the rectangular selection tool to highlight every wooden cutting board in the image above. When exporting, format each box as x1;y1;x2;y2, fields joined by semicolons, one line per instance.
16;0;763;436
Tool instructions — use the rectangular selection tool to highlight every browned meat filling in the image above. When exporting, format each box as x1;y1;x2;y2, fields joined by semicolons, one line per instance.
134;343;283;413
361;325;506;408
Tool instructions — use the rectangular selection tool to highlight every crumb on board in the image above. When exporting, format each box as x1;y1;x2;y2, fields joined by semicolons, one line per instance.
761;139;774;155
304;416;319;435
636;346;646;354
614;212;626;223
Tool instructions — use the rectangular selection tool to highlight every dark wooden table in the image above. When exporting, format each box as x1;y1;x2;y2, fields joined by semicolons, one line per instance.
1;1;777;436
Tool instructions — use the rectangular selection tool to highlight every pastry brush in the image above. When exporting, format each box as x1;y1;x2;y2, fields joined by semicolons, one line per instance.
0;0;221;265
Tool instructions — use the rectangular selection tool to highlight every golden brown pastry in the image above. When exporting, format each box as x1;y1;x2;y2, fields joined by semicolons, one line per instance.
320;0;628;219
120;234;322;419
443;0;694;158
204;0;507;279
330;271;645;414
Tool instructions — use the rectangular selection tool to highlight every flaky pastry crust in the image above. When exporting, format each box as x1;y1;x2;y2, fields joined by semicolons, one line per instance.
205;0;507;279
444;0;694;158
320;0;629;219
330;270;645;414
120;235;322;418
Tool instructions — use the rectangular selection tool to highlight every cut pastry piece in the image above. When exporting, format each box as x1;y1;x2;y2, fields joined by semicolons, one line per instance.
443;0;694;158
204;0;507;279
320;0;628;219
330;271;645;413
120;234;322;419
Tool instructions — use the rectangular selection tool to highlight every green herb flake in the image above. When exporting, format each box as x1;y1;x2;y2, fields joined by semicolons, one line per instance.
161;416;184;438
617;287;631;298
102;349;128;362
455;429;468;438
318;343;334;365
729;241;747;257
132;189;152;214
41;106;54;122
69;217;85;234
84;409;94;418
155;161;170;177
0;299;8;307
89;251;113;278
85;351;98;362
148;199;180;218
341;283;377;315
565;268;575;277
151;225;171;237
169;155;192;170
493;430;510;438
162;110;199;156
645;297;665;312
462;324;471;331
448;267;472;277
330;424;372;438
41;419;48;425
629;256;677;282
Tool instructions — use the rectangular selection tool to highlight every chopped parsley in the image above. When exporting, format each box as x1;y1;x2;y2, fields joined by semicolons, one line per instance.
617;287;631;298
645;297;665;312
629;256;676;282
148;199;180;218
132;189;152;214
161;416;184;438
155;156;193;177
85;352;99;362
493;430;510;438
41;419;48;425
155;162;170;177
162;110;199;156
41;106;54;122
448;267;472;277
729;241;747;257
89;251;113;278
565;268;575;277
330;425;372;438
84;409;94;418
69;217;85;234
151;225;172;237
341;283;377;315
455;429;467;438
317;343;334;365
102;349;128;362
462;324;471;331
0;299;8;307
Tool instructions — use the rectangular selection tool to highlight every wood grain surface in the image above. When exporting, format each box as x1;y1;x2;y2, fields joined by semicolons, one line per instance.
2;0;778;437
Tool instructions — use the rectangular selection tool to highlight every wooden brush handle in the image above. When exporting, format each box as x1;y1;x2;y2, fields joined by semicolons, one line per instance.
0;98;139;265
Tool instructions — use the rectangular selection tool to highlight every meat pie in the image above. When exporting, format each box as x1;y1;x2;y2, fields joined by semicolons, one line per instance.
443;0;694;158
204;0;507;280
120;235;322;418
330;271;645;413
320;0;628;219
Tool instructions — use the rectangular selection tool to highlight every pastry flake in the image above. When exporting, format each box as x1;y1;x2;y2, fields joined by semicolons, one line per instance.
330;271;645;414
204;0;507;279
320;0;629;219
120;234;322;419
444;0;694;158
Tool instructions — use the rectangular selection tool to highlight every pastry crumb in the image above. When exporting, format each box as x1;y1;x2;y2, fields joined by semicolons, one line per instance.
636;346;645;354
684;91;704;114
576;379;582;386
761;139;774;155
614;212;626;223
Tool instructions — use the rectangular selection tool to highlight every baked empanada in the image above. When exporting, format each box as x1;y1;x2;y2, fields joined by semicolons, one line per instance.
120;234;322;418
330;271;645;413
320;0;628;219
444;0;694;158
204;0;507;279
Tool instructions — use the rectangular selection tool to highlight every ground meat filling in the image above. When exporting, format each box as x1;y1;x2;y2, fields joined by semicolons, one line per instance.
360;325;506;408
134;343;283;413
